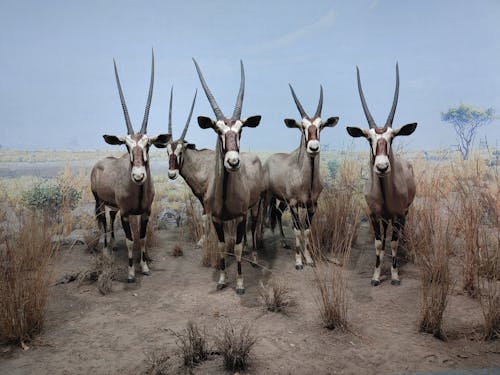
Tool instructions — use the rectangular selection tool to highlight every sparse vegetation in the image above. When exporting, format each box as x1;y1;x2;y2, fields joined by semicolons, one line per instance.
214;319;257;372
169;321;209;368
259;278;296;314
0;213;57;344
78;254;121;295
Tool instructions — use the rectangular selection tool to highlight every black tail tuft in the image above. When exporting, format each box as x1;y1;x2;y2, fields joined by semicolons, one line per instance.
269;196;277;233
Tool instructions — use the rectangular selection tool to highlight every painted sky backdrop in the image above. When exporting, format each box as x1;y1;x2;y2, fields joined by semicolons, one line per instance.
0;0;499;152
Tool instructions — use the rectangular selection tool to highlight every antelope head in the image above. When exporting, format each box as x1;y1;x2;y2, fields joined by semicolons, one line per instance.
193;59;261;172
346;64;417;177
103;51;171;185
165;87;198;180
284;84;339;156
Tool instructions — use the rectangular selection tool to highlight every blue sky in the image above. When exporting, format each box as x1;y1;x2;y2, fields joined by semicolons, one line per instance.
0;0;499;151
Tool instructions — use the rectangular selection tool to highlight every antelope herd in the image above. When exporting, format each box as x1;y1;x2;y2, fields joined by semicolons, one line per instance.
93;53;417;294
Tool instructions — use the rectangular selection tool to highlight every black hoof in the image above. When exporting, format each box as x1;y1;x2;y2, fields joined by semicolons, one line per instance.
236;288;245;295
371;279;380;287
295;264;304;270
142;270;151;276
216;283;227;291
391;279;401;286
127;277;136;283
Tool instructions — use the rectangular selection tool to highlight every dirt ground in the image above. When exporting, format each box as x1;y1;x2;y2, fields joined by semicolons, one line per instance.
1;222;499;375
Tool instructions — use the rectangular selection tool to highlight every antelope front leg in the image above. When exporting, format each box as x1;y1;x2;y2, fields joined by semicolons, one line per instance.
303;206;316;267
196;213;209;248
235;217;247;294
290;207;303;270
370;214;385;286
277;201;290;249
213;221;227;290
121;215;135;283
139;212;151;276
108;210;118;251
390;216;405;285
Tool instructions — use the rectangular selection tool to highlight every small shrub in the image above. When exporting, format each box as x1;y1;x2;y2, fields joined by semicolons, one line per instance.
312;264;349;331
172;243;183;257
214;319;257;372
169;321;209;368
259;278;296;314
327;159;339;179
0;214;57;344
21;180;81;217
144;349;172;375
79;254;120;295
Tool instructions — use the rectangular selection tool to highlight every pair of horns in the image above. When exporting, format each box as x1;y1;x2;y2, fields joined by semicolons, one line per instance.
114;50;154;135
192;58;245;121
289;84;323;119
357;63;399;129
168;87;197;142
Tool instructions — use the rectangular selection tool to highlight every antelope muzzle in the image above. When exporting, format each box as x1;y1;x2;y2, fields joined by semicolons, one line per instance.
306;125;320;155
223;130;240;172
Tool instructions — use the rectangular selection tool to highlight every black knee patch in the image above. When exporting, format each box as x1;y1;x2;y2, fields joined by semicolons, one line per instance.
392;256;397;269
140;219;148;239
122;218;132;240
237;262;242;275
375;255;381;268
128;258;133;267
219;258;226;271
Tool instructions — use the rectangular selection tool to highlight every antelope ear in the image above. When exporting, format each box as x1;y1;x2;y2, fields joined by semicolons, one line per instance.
322;117;339;128
242;115;261;128
186;143;196;150
284;119;300;128
346;127;367;138
197;116;215;129
103;135;125;145
393;123;417;137
149;133;172;148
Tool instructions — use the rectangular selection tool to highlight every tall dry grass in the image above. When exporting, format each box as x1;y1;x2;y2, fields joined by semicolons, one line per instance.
0;213;57;344
214;319;257;372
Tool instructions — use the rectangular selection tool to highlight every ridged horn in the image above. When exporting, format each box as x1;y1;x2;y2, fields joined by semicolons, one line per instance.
232;60;245;120
192;58;225;121
356;66;376;129
139;49;154;134
289;84;307;119
385;63;399;128
314;85;323;118
180;90;197;142
168;86;173;135
113;59;134;135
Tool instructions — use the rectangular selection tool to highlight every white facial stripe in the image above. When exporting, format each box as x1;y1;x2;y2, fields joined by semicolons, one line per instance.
175;143;182;155
303;118;312;126
166;144;172;154
312;118;322;127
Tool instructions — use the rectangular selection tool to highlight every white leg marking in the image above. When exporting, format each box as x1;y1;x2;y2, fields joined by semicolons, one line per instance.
372;239;383;282
303;229;314;265
140;238;150;274
217;241;226;286
294;228;303;267
126;239;135;281
390;240;399;281
235;242;244;290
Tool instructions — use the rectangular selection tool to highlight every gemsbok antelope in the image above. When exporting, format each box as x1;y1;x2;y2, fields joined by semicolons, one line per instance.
264;85;339;269
165;87;214;246
91;52;170;282
193;58;266;294
346;63;417;286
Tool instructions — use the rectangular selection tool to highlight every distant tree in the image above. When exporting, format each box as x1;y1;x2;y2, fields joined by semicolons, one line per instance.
441;104;495;160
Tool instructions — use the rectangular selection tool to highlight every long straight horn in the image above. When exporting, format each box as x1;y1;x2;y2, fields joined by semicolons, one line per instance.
140;49;154;134
232;60;245;120
356;66;376;129
168;86;173;135
180;90;197;142
314;85;323;118
385;62;399;128
113;59;134;135
192;58;225;121
289;84;307;119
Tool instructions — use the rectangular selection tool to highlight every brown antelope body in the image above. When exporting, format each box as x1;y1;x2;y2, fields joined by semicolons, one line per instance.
346;64;417;286
264;85;339;269
193;59;266;294
91;52;170;282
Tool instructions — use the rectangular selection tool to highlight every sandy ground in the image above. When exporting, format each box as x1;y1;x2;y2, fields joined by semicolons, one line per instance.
1;222;499;375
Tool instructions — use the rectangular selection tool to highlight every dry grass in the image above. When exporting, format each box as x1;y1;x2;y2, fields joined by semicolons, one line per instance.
214;319;257;372
169;321;209;368
144;348;172;375
0;213;57;344
259;278;296;314
312;261;349;331
407;195;453;339
311;159;363;261
78;254;121;295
